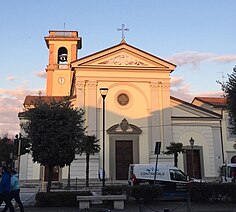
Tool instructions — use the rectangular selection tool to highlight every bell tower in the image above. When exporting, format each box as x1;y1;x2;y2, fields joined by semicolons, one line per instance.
44;31;82;96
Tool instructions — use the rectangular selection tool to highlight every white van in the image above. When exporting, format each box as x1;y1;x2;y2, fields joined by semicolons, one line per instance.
128;164;188;197
220;163;236;183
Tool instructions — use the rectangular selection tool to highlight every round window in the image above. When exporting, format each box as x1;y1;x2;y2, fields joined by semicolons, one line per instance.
117;93;129;106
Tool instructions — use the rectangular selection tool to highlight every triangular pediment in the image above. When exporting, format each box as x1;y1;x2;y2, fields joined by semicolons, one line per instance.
71;42;176;71
171;96;221;119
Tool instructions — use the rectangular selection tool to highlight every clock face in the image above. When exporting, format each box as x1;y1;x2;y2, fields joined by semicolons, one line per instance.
58;77;65;85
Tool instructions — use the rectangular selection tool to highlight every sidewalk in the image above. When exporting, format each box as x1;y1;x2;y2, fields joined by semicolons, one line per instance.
22;199;236;212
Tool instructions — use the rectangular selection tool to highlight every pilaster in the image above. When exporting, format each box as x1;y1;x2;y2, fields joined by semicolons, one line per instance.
87;81;98;136
150;82;162;153
75;81;85;109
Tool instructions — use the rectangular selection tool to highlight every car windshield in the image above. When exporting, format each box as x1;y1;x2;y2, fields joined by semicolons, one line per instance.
169;169;187;181
229;166;236;177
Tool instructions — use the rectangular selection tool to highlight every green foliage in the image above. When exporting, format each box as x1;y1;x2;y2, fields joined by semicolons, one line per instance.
0;137;14;166
23;97;85;191
102;185;130;195
227;183;236;202
164;142;184;167
77;135;100;156
76;134;100;187
220;66;236;133
35;191;92;207
130;184;163;202
188;182;236;202
188;182;214;202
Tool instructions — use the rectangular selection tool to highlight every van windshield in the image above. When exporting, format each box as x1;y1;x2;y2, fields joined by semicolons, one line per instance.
169;169;187;181
229;166;236;178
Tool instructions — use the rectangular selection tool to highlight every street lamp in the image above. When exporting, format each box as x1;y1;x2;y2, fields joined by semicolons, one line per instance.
100;88;108;187
189;137;195;178
15;133;22;176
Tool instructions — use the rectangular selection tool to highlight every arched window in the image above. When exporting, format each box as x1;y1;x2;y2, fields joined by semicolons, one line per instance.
58;47;68;64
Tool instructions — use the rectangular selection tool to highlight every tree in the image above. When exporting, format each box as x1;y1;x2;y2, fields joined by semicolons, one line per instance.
164;142;184;167
23;97;85;192
77;135;100;187
219;66;236;133
0;137;14;166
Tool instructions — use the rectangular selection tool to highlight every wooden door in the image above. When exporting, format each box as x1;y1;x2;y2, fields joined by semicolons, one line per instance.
116;140;133;180
186;149;201;179
44;166;59;181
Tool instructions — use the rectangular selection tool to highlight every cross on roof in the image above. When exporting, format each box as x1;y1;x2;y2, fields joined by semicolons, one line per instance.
117;24;129;40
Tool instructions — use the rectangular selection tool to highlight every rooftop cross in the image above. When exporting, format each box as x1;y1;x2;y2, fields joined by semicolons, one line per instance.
117;24;129;40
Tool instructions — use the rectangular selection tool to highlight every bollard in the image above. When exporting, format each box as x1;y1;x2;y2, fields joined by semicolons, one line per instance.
76;177;78;190
163;209;169;212
186;192;191;212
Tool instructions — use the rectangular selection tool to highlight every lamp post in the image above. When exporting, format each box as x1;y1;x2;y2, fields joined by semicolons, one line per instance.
100;88;108;187
67;163;71;188
14;133;22;176
189;137;195;178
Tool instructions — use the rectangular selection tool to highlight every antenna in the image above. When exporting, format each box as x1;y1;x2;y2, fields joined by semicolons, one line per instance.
64;22;66;31
217;72;226;84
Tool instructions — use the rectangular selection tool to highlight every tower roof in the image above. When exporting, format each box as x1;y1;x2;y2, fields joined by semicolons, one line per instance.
44;30;82;49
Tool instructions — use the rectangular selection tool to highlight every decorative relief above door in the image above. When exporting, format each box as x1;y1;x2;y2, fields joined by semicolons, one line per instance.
98;54;147;66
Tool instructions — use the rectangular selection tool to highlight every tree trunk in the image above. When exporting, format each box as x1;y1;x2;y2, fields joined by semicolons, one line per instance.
47;166;53;192
174;153;178;167
86;153;90;187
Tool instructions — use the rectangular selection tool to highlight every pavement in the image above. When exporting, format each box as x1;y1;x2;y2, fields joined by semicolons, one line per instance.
2;186;236;212
20;198;236;212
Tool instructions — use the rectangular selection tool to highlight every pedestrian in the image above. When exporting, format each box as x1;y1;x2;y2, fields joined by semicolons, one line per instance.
0;166;15;212
2;169;24;212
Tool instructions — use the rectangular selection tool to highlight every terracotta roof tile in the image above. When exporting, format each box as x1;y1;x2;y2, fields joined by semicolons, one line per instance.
193;97;226;107
23;95;76;106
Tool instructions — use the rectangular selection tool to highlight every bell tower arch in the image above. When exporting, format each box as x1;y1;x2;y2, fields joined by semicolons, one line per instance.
44;31;82;96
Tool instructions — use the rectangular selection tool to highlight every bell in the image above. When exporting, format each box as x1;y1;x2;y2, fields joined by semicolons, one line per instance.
59;53;67;62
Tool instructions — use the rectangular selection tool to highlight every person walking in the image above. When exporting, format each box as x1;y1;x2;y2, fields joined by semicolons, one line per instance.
0;166;15;212
2;169;24;212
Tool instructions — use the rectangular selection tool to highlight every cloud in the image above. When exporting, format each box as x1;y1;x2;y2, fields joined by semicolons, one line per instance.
0;88;45;137
167;51;215;69
167;51;236;69
170;76;193;101
212;55;236;63
35;71;46;78
171;90;194;102
170;76;185;87
170;76;224;102
193;91;224;98
171;77;224;103
7;76;17;81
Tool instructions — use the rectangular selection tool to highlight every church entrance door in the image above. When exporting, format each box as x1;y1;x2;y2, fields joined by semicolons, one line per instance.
116;140;133;180
186;149;201;179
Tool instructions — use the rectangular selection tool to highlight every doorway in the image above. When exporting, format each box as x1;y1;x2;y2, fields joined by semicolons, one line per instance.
44;166;59;181
116;140;133;180
186;149;202;179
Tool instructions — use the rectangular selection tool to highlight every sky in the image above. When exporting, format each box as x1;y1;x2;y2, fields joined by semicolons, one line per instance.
1;0;236;137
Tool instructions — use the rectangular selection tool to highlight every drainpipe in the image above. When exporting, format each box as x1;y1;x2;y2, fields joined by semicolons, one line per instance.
220;108;225;164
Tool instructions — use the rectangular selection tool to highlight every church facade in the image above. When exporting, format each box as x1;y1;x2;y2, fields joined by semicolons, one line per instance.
19;30;235;183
